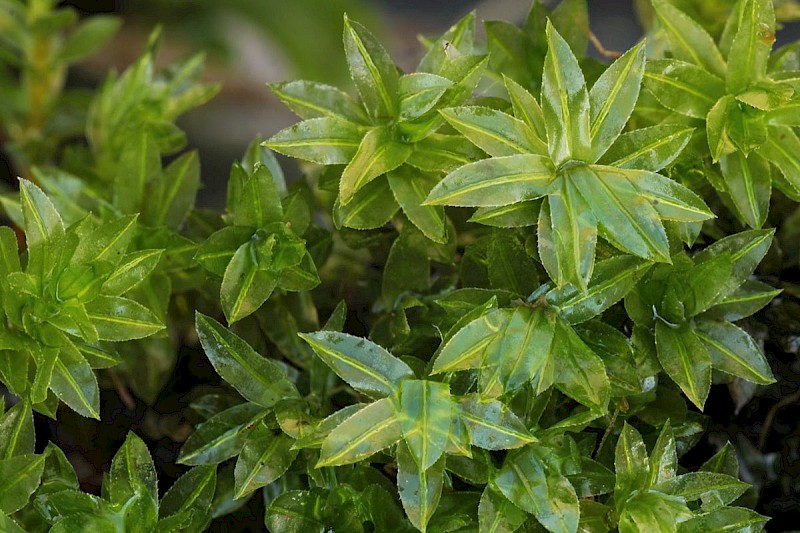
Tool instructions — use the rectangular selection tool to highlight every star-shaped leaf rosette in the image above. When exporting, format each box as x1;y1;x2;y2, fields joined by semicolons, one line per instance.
424;22;714;290
265;14;486;244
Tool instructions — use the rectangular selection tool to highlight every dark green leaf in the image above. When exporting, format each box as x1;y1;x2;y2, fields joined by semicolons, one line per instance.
614;422;650;504
194;227;253;277
648;421;677;487
387;167;446;243
220;242;277;324
299;331;413;398
178;403;266;465
398;72;451;120
113;132;160;215
143;150;200;229
196;313;299;408
50;346;100;419
102;249;163;296
695;319;775;384
704;280;780;321
719;151;771;229
234;422;297;498
72;214;138;265
159;465;216;529
470;200;541;228
0;401;33;459
333;175;399;230
85;295;164;341
232;164;283;228
504;75;546;141
460;394;535;450
107;432;158;528
551;315;610;413
0;454;45;514
626;168;714;222
599;125;694;172
655;322;712;410
382;223;431;306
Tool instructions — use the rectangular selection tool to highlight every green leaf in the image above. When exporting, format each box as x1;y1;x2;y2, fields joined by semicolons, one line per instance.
548;255;650;324
726;0;775;94
340;126;413;203
654;472;749;510
486;229;537;296
618;491;692;533
588;42;646;161
333;175;399;230
644;60;724;119
0;401;33;460
317;397;402;467
599;125;694;172
0;454;45;514
59;15;120;63
194;226;252;277
265;117;365;165
399;379;453;470
626;169;714;223
419;11;475;73
398;73;452;120
614;422;650;505
0;226;21;277
678;507;768;533
431;309;507;374
195;313;299;408
178;403;266;465
683;253;734;318
221;242;277;324
382;224;430;307
107;432;158;529
478;485;528;533
759;126;800;196
425;154;554;207
470;200;541;228
85;295;164;341
719;151;771;229
695;319;775;384
703;280;780;321
651;0;727;77
102;249;163;296
72;214;138;265
265;489;329;533
550;315;610;413
387;167;446;243
504;75;546;141
113;132;160;215
299;331;413;398
343;15;398;120
269;80;368;123
550;0;589;57
541;21;592;165
234;422;297;498
693;229;774;302
648;421;678;487
407;133;482;173
460;394;535;450
542;177;598;290
143;150;201;229
578;165;670;262
50;346;100;419
397;440;444;533
159;465;216;531
495;447;579;533
655;322;712;410
19;178;64;247
440;106;546;157
232;164;283;228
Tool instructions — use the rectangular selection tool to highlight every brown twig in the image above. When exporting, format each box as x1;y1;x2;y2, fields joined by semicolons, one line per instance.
594;406;620;459
758;388;800;450
588;29;622;59
108;368;137;411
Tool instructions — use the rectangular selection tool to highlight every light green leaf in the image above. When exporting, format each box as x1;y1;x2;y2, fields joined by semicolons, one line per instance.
470;200;541;228
550;315;610;412
542;21;592;165
72;214;138;265
400;379;453;470
504;75;547;141
102;249;163;296
343;15;398;120
299;331;414;398
397;440;444;533
0;226;21;277
626;168;714;222
234;422;297;499
614;422;650;505
113;132;160;215
440;106;546;157
478;485;528;533
618;491;692;533
460;394;535;450
398;72;452;120
695;319;775;385
654;472;749;510
407;133;482;173
719;151;771;229
703;280;780;322
548;255;650;324
333;175;399;230
648;421;677;487
600;125;694;172
268;80;368;123
196;313;299;408
178;403;266;465
758;125;800;195
317;397;402;467
588;42;646;161
50;346;100;419
265;117;365;165
195;226;255;277
232;163;283;228
726;0;775;94
0;454;45;514
644;60;724;119
19;178;64;247
0;400;33;459
107;432;158;529
425;154;553;207
431;309;507;374
85;295;165;341
340;126;412;203
655;321;712;410
143;150;201;229
652;0;727;77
